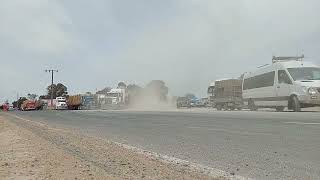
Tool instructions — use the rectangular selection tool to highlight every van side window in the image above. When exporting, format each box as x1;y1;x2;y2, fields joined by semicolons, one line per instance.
243;71;275;90
278;70;292;84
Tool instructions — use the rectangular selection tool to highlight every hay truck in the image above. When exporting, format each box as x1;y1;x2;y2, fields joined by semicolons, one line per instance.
67;94;95;110
214;79;243;110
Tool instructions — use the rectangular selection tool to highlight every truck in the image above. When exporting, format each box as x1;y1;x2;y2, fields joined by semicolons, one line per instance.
100;88;128;110
211;79;243;111
67;94;95;110
1;103;9;111
55;97;68;110
21;100;37;111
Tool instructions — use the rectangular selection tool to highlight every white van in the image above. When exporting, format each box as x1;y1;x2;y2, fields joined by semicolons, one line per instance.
242;56;320;112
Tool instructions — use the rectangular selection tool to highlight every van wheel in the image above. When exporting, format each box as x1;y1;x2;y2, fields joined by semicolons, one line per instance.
291;96;301;112
276;107;285;112
248;100;257;111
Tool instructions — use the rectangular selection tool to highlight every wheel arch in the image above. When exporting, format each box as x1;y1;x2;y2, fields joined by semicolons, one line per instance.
288;93;299;109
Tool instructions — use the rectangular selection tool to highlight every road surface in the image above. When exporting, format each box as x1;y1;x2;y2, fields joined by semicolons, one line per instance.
6;110;320;179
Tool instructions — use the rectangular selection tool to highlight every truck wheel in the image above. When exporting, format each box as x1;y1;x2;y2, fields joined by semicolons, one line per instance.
216;105;222;111
276;107;285;112
291;96;301;112
248;99;257;111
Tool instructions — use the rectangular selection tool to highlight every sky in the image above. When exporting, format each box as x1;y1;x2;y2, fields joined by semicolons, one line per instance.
1;0;320;102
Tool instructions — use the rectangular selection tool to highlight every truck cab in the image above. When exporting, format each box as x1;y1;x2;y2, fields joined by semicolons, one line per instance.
56;97;67;110
106;89;127;105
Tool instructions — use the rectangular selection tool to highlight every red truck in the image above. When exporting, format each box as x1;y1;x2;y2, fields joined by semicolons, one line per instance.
21;100;37;111
1;103;9;111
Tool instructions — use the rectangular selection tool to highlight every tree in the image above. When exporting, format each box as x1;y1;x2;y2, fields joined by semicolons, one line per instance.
27;93;38;100
145;80;169;101
47;83;68;99
127;84;143;104
127;84;142;93
118;82;127;89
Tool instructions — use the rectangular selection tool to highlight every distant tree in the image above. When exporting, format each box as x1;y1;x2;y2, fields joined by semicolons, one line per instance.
127;84;142;91
96;87;111;94
47;83;68;98
27;93;38;100
145;80;169;101
39;95;48;100
127;84;143;104
12;101;17;108
118;82;127;89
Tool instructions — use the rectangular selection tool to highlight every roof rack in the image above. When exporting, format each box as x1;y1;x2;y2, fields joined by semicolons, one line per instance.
272;54;304;63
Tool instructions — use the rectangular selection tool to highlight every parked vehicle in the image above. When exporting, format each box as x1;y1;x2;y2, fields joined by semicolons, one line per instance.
207;82;215;107
98;88;128;110
242;55;320;112
21;100;37;111
55;97;67;110
195;98;208;107
213;79;243;110
9;105;14;111
67;95;82;110
1;103;9;111
67;94;95;110
106;88;127;105
176;97;191;108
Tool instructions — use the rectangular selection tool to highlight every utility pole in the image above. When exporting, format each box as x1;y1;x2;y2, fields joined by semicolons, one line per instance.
45;69;58;109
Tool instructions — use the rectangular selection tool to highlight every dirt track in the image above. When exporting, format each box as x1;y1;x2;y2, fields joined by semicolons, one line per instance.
0;114;224;180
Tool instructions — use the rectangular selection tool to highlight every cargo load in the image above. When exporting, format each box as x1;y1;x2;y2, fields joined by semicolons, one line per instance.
67;94;95;110
21;100;37;111
213;79;243;110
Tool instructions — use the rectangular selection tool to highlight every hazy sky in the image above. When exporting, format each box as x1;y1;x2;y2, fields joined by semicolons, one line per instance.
1;0;320;102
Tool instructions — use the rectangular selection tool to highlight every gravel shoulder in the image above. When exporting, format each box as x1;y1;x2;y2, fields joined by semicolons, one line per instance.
0;113;227;180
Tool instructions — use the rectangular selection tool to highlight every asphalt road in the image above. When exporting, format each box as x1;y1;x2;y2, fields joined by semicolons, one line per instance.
6;110;320;179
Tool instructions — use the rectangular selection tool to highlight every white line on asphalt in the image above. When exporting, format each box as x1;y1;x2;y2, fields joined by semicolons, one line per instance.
5;113;251;180
284;122;320;125
5;114;72;133
187;126;273;136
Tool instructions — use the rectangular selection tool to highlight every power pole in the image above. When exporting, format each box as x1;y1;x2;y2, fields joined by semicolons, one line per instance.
45;69;58;109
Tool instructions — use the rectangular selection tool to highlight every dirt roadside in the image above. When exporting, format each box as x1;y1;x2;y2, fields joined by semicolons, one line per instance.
0;114;227;180
0;115;111;180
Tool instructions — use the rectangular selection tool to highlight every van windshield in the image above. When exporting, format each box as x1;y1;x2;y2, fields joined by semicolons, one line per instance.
287;67;320;81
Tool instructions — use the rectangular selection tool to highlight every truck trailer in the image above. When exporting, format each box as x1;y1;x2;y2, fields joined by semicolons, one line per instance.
212;79;243;110
67;94;95;110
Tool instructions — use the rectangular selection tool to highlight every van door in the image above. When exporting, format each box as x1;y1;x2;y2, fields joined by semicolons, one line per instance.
276;70;294;106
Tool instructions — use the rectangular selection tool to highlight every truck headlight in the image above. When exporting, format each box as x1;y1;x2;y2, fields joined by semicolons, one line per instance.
308;87;318;95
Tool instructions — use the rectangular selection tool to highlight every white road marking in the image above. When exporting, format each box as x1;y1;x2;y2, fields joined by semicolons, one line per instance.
284;122;320;125
187;126;273;136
